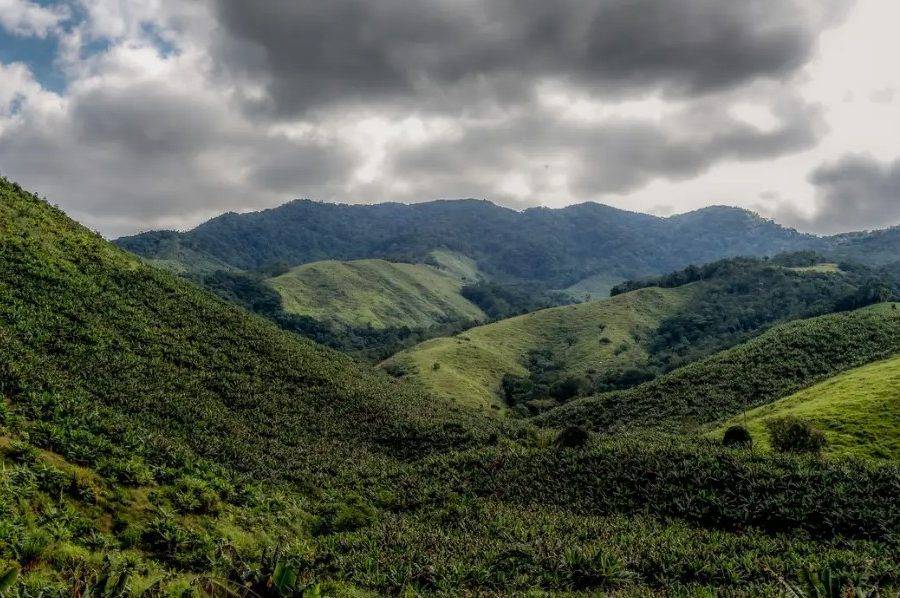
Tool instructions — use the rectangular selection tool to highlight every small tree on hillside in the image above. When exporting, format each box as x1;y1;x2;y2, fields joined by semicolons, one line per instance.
765;416;827;455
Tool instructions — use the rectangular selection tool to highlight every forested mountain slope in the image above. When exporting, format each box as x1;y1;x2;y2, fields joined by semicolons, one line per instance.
116;199;823;288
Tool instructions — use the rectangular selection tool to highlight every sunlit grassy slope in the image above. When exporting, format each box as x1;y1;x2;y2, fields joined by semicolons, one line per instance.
713;354;900;460
382;286;696;410
539;303;900;433
267;256;486;329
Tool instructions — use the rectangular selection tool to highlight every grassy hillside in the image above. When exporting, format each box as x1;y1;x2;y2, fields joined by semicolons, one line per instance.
382;286;696;410
539;303;900;433
2;177;898;594
713;355;900;460
268;258;486;329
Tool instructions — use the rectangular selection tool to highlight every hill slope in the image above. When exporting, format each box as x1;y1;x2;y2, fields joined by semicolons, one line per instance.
713;355;900;460
538;303;900;433
382;286;696;410
268;257;485;330
384;255;886;412
0;178;496;486
116;200;823;288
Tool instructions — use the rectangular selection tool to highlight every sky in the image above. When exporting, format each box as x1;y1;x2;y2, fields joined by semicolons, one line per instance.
0;0;898;238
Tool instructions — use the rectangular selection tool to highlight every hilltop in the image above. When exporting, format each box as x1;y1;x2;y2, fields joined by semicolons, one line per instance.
538;303;900;433
382;286;695;410
383;254;889;412
267;255;484;330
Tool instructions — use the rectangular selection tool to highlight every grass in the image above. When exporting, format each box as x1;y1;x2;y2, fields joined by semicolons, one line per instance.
713;354;900;460
382;285;696;410
426;248;481;282
268;258;486;329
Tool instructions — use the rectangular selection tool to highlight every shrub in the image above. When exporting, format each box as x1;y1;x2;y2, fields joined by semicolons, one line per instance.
554;426;591;449
169;476;222;515
316;495;377;535
766;417;827;455
722;425;753;449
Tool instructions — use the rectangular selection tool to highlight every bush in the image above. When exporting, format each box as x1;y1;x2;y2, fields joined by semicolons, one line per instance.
316;495;377;535
722;424;753;449
554;426;591;449
766;417;827;454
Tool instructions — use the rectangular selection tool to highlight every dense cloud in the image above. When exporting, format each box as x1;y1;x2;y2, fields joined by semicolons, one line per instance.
213;0;847;115
380;94;823;202
0;0;876;236
784;155;900;233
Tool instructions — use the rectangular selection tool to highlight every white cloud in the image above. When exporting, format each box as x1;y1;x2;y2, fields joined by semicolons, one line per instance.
0;0;68;38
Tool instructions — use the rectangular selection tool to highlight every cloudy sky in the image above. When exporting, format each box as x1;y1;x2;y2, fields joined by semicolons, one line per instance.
0;0;898;237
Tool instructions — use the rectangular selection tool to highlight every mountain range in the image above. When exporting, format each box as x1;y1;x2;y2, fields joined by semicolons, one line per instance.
117;199;856;288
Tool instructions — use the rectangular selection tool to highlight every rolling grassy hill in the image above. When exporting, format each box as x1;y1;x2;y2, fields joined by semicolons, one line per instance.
381;286;697;410
267;257;485;330
2;177;898;594
713;354;900;460
538;303;900;433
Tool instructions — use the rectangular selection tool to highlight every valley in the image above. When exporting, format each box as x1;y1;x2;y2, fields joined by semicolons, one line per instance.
0;177;898;595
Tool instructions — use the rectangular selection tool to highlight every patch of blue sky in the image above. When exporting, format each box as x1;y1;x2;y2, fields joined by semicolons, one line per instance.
0;28;66;92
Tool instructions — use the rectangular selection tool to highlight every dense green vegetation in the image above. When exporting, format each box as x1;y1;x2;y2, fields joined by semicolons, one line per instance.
1;178;898;595
713;355;900;460
539;303;900;433
116;200;830;289
386;254;895;411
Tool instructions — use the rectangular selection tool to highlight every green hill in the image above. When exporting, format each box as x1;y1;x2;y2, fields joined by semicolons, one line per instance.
267;257;485;330
382;254;887;413
538;303;900;433
382;286;697;410
713;355;900;460
2;177;898;595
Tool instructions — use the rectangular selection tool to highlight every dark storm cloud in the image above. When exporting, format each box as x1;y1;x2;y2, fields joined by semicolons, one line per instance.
791;155;900;233
0;73;354;235
383;97;823;200
212;0;849;115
